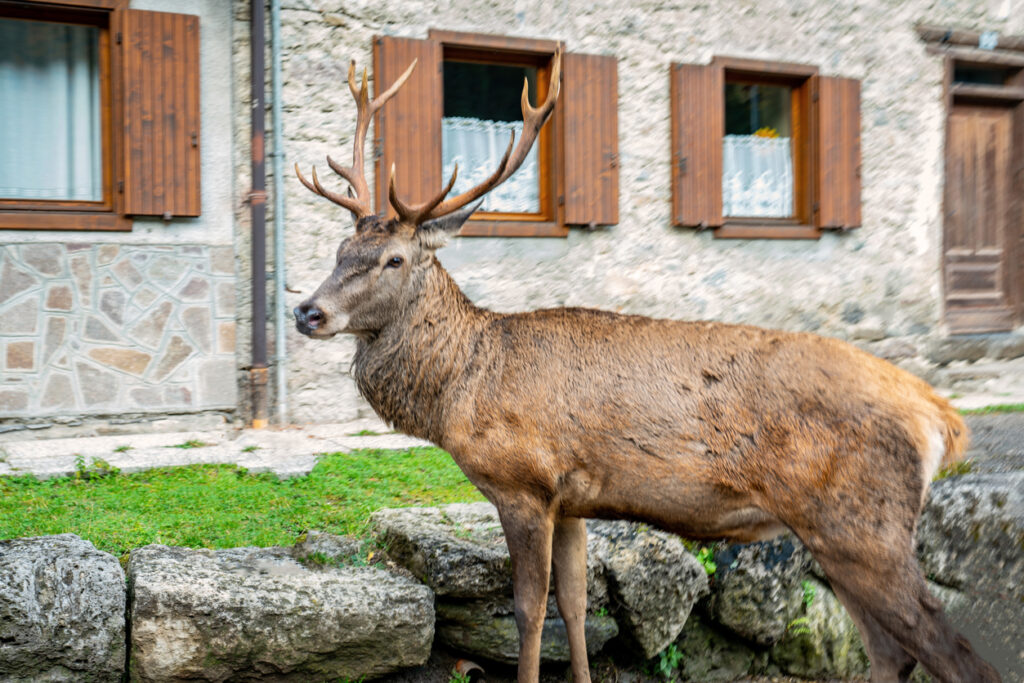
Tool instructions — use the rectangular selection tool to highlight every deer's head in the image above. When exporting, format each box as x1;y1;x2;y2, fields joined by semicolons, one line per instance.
293;52;561;339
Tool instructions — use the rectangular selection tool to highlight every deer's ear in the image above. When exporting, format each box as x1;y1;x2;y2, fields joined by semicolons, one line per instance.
416;202;482;251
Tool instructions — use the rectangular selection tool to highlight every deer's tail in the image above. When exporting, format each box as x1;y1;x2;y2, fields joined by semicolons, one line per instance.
937;399;969;469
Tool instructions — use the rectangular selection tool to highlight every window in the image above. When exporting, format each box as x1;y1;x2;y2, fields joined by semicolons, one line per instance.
671;56;861;239
0;1;200;231
373;31;619;237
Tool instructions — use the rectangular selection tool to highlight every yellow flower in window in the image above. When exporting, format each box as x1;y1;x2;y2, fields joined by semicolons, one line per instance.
753;127;779;138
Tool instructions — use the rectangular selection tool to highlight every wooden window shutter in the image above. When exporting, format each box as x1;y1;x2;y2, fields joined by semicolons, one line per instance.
814;76;861;230
373;37;442;217
670;63;723;228
561;53;619;225
117;9;200;217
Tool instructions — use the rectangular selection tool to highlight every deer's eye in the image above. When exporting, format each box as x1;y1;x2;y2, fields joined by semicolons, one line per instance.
385;256;404;268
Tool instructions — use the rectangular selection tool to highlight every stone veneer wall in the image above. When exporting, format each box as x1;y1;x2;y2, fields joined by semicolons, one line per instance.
0;244;237;419
232;0;1024;424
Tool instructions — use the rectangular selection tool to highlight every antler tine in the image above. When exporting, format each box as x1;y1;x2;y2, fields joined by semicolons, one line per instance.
295;162;365;216
297;58;418;219
389;161;463;225
389;48;562;225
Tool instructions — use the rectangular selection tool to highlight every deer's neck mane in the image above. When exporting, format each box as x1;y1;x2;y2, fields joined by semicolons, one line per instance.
352;260;489;443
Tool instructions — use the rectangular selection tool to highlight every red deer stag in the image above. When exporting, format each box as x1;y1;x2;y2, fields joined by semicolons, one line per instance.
293;51;1000;683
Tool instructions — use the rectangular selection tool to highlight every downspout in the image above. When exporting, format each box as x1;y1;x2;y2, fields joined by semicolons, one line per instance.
249;0;269;428
270;0;288;424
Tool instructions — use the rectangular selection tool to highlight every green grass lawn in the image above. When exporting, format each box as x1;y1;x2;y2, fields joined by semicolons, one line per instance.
0;447;484;556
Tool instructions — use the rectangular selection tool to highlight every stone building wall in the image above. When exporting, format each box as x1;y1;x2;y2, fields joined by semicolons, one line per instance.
0;0;239;432
247;0;1024;425
0;244;237;418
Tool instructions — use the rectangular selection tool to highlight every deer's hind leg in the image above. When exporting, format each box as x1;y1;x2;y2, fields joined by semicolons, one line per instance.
793;514;1000;683
552;517;591;683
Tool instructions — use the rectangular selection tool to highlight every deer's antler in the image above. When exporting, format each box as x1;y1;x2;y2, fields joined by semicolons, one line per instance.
390;47;563;226
295;58;417;219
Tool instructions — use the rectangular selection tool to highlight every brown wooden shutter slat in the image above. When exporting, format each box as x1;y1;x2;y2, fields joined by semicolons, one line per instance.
561;53;618;225
670;63;723;228
373;37;441;217
118;9;200;217
814;76;861;229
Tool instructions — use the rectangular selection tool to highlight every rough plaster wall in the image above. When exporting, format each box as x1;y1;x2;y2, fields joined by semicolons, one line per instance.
241;0;1023;424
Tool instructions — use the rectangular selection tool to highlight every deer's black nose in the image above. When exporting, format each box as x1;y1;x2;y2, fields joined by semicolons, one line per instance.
294;303;325;331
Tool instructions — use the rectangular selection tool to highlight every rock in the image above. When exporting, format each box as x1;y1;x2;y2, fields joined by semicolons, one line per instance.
127;544;434;682
588;520;709;658
292;529;365;563
708;535;813;645
371;503;518;598
435;601;618;664
0;534;126;682
916;472;1024;681
917;472;1023;597
769;578;870;679
673;612;756;682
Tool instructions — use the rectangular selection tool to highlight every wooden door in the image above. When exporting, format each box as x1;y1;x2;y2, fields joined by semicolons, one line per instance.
944;102;1017;333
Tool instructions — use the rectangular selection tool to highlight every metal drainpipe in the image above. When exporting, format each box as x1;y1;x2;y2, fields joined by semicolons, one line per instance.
249;0;269;428
270;0;288;424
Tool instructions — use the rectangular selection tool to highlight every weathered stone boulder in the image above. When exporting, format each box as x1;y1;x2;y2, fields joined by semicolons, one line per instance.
435;601;619;664
707;535;812;646
373;504;708;662
673;612;756;682
916;472;1024;681
588;520;709;658
769;577;870;679
0;534;126;682
127;543;434;682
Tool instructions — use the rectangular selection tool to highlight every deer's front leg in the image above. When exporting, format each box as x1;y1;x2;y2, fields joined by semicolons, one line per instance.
497;498;554;683
553;516;591;683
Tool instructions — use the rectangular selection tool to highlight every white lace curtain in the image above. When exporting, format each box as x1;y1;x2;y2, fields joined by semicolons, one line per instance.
442;116;540;213
0;19;102;201
722;134;793;218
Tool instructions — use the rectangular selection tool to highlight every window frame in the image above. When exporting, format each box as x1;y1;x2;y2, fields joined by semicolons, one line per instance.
712;56;820;240
428;29;567;237
0;0;130;231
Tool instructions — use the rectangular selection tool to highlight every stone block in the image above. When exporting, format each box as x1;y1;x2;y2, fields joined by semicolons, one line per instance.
97;244;119;265
0;258;39;305
45;285;74;311
69;254;92;306
210;246;234;274
0;389;29;412
5;341;35;371
75;362;118;407
215;282;235;317
42;317;67;364
127;544;433;682
88;347;152;376
198;357;238;407
147;255;187;287
41;373;75;409
20;244;63;276
0;296;40;335
131;287;158;309
113;259;143;288
178;277;210;301
130;387;164;408
130;301;173;349
182;307;212;353
0;534;126;682
85;316;120;343
217;321;236;353
99;290;126;326
151;335;194;382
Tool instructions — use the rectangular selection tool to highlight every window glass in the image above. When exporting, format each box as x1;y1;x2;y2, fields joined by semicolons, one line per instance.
442;61;541;214
0;17;102;201
723;82;793;218
953;64;1010;86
